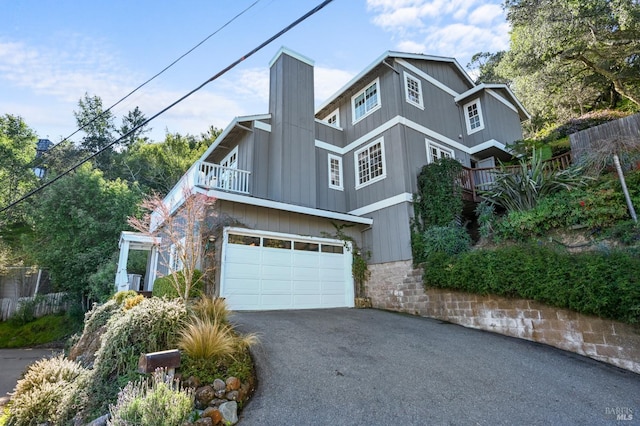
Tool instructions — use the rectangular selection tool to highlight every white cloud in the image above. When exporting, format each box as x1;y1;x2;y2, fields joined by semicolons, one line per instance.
367;0;509;68
396;40;427;54
314;67;354;104
468;4;504;25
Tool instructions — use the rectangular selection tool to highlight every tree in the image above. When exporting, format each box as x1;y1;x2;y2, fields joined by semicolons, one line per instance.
119;106;151;148
29;163;140;308
467;51;509;84
128;189;217;303
74;93;116;153
0;114;37;208
500;0;640;119
119;130;213;194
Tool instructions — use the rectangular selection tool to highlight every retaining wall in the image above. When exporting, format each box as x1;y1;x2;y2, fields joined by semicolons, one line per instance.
367;261;640;374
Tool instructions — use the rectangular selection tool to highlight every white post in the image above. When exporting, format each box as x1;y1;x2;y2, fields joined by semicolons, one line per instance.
115;239;131;292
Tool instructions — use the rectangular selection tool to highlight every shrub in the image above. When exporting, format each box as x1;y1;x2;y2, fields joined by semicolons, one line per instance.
8;355;88;425
112;290;139;306
493;172;639;241
423;244;640;324
190;296;230;324
480;149;589;212
178;317;257;360
84;297;187;417
413;225;471;264
413;158;463;230
108;370;194;426
123;294;145;311
152;269;203;299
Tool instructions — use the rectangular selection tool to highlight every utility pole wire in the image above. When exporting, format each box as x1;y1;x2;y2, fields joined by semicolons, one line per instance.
1;0;335;214
31;0;263;165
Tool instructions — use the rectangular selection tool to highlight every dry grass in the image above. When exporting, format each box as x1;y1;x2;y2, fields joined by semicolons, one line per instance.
190;297;230;324
178;317;258;360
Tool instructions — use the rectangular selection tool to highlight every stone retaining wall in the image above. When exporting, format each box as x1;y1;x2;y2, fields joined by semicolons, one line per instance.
366;261;640;375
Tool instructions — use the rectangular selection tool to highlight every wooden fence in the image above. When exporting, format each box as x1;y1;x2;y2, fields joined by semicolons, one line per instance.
0;292;67;321
570;113;640;163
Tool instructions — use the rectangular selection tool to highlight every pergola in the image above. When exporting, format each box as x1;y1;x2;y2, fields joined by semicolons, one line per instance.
115;231;160;292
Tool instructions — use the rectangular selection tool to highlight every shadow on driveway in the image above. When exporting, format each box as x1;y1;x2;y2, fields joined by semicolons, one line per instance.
232;308;639;425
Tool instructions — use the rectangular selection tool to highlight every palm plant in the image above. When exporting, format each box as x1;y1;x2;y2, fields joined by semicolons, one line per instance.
480;149;589;212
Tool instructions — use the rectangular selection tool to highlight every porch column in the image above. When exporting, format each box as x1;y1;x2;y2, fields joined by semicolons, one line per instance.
147;245;160;291
115;239;130;292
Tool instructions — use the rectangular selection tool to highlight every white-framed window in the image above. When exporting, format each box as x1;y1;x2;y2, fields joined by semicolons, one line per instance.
426;139;455;163
354;138;386;189
220;147;238;169
352;78;380;123
324;108;340;127
464;99;485;134
328;153;343;190
404;72;424;109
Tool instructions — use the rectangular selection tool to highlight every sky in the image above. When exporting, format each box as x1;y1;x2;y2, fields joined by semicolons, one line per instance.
1;0;510;143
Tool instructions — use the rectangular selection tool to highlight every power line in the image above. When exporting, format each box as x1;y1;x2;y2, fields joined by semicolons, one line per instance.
32;0;263;163
1;0;335;214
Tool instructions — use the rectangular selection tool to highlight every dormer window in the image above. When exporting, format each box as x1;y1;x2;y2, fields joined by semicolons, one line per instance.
352;79;380;123
464;99;485;134
324;108;340;127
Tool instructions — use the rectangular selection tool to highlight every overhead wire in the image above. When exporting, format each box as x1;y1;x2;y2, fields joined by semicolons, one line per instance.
32;0;263;163
1;0;335;214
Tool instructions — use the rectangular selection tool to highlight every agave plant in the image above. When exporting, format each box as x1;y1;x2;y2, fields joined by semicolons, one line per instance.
480;149;589;212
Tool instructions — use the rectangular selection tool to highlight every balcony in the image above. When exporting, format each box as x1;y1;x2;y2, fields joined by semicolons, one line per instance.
460;152;572;202
194;161;251;194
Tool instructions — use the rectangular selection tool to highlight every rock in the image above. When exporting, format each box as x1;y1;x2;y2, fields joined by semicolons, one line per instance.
184;376;201;389
208;398;227;407
219;401;238;425
214;389;226;399
85;414;109;426
225;390;239;401
225;376;241;391
195;385;215;409
238;382;251;402
194;417;213;426
213;378;226;392
202;407;223;425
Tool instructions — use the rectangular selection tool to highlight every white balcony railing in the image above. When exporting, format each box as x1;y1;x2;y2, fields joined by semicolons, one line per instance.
195;161;251;194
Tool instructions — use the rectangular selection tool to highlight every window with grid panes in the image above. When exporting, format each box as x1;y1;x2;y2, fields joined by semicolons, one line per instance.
355;139;385;188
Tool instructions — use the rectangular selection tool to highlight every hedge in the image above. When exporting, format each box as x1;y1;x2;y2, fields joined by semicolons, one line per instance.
423;244;640;324
152;270;203;299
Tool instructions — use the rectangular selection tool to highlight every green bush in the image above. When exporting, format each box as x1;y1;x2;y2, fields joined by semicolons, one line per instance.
152;269;203;299
108;370;194;426
83;297;187;417
423;244;640;324
413;158;463;230
413;225;471;264
8;355;88;425
493;171;640;241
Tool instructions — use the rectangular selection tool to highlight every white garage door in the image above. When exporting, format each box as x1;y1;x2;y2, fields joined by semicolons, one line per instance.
220;228;354;310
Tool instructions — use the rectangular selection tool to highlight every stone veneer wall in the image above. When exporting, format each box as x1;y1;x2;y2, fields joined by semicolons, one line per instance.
366;260;640;375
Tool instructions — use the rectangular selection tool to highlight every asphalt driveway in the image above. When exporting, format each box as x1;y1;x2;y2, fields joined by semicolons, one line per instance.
0;348;59;404
231;308;640;425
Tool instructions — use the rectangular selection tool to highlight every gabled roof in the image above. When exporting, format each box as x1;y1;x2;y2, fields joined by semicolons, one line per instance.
198;113;271;162
454;83;531;121
316;51;475;115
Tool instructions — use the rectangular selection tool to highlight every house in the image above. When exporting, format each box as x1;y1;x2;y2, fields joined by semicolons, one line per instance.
115;47;529;310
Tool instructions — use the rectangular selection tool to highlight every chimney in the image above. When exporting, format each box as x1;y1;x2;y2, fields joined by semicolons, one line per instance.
267;47;316;208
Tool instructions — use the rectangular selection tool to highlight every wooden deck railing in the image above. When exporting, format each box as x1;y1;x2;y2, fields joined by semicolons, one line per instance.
460;151;572;202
